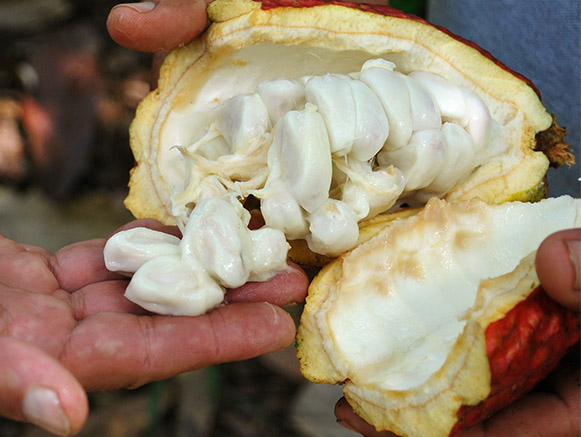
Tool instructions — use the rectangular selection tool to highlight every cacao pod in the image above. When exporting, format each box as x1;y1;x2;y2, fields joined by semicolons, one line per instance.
296;195;580;436
117;1;578;434
126;0;571;261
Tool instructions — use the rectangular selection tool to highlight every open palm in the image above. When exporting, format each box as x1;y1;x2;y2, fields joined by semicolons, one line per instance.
0;219;308;435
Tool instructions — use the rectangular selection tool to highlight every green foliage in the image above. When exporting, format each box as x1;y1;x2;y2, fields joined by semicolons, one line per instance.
388;0;426;16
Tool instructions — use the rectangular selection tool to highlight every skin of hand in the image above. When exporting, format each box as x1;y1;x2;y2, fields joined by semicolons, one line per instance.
0;219;309;436
335;228;581;437
107;0;212;53
107;0;215;88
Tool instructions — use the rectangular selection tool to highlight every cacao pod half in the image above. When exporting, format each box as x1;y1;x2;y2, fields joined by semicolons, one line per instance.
296;195;580;436
126;0;570;263
119;1;578;435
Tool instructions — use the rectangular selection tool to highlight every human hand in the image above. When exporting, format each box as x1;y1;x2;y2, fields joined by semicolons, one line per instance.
0;219;308;435
107;0;213;88
335;228;581;436
107;0;212;53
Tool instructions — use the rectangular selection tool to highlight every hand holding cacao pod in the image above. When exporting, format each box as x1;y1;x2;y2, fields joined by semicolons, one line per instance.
0;220;308;435
106;1;579;436
333;229;580;437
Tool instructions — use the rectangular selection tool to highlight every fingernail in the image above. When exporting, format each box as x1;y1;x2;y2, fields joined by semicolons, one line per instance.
566;240;581;291
22;388;70;436
113;1;156;13
263;301;281;324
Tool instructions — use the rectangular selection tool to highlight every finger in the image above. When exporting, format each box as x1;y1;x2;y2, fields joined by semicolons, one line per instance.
61;302;296;391
224;263;309;306
0;250;58;295
70;280;151;318
71;261;307;316
51;239;120;292
52;221;181;293
536;228;581;311
107;0;211;53
0;234;51;257
334;397;396;437
459;365;580;436
0;336;88;436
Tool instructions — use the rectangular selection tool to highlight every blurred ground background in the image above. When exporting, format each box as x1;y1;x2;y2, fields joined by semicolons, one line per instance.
0;0;578;436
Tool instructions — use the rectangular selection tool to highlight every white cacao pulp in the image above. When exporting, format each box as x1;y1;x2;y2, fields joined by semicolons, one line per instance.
106;57;505;316
172;59;497;256
104;197;290;316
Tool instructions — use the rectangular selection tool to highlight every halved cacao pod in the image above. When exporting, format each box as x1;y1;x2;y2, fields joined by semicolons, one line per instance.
121;2;579;434
296;196;580;437
126;0;571;267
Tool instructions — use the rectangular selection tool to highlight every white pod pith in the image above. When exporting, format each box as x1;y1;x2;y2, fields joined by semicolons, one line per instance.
165;60;500;257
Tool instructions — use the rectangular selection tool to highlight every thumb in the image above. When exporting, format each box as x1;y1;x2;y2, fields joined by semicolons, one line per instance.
0;336;88;435
107;0;212;53
536;228;581;311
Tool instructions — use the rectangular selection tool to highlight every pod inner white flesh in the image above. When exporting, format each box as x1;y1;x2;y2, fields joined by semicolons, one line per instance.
321;196;581;390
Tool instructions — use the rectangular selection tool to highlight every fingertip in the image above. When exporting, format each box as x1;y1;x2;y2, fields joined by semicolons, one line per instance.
107;0;210;52
113;1;157;14
225;263;309;306
262;301;298;343
217;302;298;354
334;396;349;415
536;228;581;311
0;337;88;435
22;387;88;436
335;396;394;437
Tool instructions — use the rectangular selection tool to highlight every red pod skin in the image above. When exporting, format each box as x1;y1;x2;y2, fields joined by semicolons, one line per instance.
451;288;580;435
